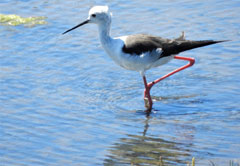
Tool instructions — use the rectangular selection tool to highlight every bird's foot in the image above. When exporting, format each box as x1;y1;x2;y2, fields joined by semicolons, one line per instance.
144;97;152;113
144;97;150;108
144;107;152;114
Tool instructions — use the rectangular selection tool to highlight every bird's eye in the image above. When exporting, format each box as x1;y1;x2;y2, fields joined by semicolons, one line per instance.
91;14;96;17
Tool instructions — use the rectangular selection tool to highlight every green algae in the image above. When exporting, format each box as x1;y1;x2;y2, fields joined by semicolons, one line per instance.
0;14;47;27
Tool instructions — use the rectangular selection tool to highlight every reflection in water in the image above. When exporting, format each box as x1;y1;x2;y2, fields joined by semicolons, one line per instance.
0;0;239;165
104;116;195;166
152;94;199;102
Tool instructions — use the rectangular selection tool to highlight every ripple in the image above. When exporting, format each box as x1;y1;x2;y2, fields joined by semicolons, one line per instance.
0;0;240;166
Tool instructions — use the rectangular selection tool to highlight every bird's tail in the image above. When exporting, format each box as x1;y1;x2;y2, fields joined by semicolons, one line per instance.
162;40;227;56
178;40;226;52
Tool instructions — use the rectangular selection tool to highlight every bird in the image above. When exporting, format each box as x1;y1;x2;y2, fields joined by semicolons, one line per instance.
63;6;226;113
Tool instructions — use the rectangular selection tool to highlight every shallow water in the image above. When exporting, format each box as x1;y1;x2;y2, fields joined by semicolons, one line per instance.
0;0;240;166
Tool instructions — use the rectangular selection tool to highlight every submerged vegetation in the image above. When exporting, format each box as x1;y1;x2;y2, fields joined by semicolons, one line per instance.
0;14;47;27
130;157;240;166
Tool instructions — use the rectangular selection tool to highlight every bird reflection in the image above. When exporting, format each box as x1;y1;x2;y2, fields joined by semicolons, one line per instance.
104;114;196;166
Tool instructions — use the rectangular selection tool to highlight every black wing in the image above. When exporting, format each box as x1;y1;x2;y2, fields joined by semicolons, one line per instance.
122;34;225;57
122;34;169;55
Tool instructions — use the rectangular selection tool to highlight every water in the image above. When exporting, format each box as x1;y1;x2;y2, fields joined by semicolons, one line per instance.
0;0;240;165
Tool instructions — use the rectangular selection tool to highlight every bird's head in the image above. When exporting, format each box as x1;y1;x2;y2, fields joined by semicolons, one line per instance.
88;6;112;24
63;6;112;34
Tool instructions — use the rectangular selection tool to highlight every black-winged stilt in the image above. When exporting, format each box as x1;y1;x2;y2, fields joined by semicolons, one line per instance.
63;6;225;113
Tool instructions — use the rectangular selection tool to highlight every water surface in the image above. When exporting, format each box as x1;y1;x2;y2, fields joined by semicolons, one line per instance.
0;0;240;166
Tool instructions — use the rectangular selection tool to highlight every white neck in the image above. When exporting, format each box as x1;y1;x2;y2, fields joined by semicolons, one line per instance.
98;21;112;46
97;19;122;65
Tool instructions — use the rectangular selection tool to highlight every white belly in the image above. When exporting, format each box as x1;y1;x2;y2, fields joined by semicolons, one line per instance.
118;52;175;71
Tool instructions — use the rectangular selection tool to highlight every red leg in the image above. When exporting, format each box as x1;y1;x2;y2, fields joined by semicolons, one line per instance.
143;56;195;112
143;76;152;112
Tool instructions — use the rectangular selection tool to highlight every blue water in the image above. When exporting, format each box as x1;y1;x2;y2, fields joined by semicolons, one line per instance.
0;0;240;166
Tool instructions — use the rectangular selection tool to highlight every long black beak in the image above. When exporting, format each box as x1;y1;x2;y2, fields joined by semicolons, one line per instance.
62;20;89;35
